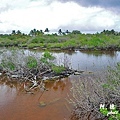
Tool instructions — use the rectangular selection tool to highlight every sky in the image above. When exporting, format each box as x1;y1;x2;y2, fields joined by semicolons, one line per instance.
0;0;120;34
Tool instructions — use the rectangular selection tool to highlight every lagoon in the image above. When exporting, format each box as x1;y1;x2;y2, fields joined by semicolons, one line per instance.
0;48;120;120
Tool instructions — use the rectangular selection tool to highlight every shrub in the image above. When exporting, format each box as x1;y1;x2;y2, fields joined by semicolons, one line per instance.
26;56;37;69
1;60;15;71
40;51;55;65
103;62;120;97
31;37;45;43
68;76;105;120
69;62;120;119
52;65;65;74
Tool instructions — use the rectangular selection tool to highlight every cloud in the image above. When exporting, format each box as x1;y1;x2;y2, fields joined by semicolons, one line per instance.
59;7;120;32
58;0;120;14
0;4;11;13
0;0;120;34
59;0;120;8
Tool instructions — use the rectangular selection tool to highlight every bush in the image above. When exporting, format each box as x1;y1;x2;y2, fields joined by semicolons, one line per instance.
68;75;105;120
40;51;55;66
1;61;15;71
104;62;120;97
26;56;37;69
31;37;45;43
52;65;65;74
69;62;120;119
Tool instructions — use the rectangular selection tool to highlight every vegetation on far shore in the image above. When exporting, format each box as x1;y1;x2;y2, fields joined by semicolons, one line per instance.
0;29;120;50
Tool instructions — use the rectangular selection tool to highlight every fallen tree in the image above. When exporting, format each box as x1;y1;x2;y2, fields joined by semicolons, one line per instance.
0;50;75;81
0;49;76;92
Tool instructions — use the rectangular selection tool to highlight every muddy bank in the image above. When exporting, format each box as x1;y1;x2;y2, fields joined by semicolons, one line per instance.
3;44;119;51
22;45;120;51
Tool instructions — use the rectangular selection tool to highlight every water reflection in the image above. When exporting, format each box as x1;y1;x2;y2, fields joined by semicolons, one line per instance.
71;50;120;71
45;78;68;92
0;48;120;120
0;77;72;120
80;50;117;57
0;48;120;72
0;78;16;107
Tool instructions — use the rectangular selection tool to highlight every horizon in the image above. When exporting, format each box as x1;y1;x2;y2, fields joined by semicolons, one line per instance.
0;29;119;35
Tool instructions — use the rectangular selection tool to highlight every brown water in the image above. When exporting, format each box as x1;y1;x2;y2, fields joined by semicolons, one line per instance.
0;49;120;120
0;77;72;120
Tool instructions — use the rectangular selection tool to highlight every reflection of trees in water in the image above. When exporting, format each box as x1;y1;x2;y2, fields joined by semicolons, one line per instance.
45;78;67;91
0;76;69;94
52;50;75;56
53;80;66;91
0;76;32;92
0;76;19;91
80;50;117;57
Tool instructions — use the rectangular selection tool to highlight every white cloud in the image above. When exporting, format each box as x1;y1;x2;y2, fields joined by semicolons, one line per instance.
0;0;120;34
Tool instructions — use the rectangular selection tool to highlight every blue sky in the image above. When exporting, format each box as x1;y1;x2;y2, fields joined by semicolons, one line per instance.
0;0;120;34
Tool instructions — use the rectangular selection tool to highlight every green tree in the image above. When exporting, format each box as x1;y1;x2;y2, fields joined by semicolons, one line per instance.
29;30;34;36
44;28;49;33
65;30;70;34
58;29;62;35
16;30;22;35
12;30;16;35
29;29;37;36
33;28;37;35
72;30;81;34
110;29;115;34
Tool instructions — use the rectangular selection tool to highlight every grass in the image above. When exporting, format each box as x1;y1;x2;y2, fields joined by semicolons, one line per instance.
26;56;38;69
51;65;65;74
0;30;120;50
1;61;15;71
0;50;67;76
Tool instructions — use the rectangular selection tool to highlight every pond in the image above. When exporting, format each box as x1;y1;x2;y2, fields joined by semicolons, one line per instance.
0;77;72;120
51;50;120;72
0;48;120;120
0;48;120;72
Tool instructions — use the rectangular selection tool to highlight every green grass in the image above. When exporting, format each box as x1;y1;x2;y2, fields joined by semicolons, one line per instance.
1;61;15;71
51;65;65;74
26;56;37;69
0;30;120;50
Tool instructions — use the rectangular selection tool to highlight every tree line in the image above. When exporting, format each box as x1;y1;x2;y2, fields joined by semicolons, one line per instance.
1;28;120;36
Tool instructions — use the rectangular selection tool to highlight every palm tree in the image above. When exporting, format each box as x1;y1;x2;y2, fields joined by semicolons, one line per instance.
29;30;34;36
39;30;44;35
29;29;38;36
33;28;37;35
58;29;62;35
65;30;70;34
110;29;115;34
45;28;49;32
12;30;16;35
16;30;21;35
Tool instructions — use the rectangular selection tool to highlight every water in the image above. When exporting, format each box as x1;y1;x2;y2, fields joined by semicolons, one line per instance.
70;50;120;71
25;49;119;71
0;48;120;72
0;77;72;120
0;48;120;120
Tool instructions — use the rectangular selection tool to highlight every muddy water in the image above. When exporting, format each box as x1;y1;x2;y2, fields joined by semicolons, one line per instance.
0;49;120;120
0;77;72;120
